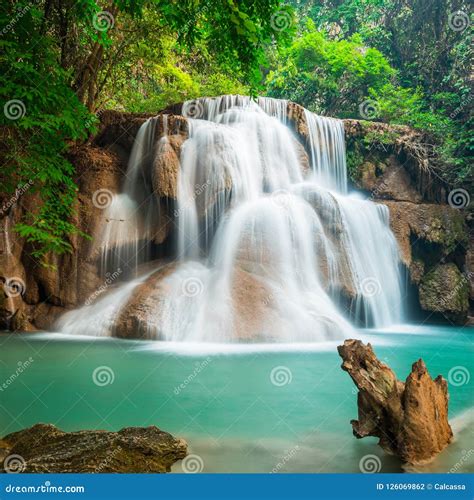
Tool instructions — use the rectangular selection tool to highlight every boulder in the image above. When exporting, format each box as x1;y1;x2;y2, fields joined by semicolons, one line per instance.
382;202;467;267
1;423;187;473
419;263;469;320
338;339;453;465
153;134;185;200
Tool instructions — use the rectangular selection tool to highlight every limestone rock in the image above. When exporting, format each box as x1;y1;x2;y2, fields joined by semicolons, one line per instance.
382;201;467;267
1;423;187;473
153;134;185;200
113;262;178;340
419;263;469;318
338;339;453;465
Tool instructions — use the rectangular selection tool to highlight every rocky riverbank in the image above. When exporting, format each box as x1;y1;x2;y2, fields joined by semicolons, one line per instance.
0;423;187;473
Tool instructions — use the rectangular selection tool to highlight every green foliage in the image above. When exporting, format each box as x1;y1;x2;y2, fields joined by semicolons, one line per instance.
0;2;93;258
266;22;395;116
1;0;292;259
288;0;472;187
103;34;249;113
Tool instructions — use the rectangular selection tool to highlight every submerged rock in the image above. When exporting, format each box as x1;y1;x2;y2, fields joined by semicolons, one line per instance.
337;339;453;465
1;423;187;473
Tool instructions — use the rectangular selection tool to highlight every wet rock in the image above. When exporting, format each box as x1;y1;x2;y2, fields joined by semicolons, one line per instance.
1;423;187;473
338;339;453;465
113;262;178;340
153;134;185;200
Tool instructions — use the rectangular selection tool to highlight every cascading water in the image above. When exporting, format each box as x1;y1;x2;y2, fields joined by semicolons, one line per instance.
59;95;403;341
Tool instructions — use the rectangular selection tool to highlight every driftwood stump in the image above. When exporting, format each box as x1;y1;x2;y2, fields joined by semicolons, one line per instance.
338;339;453;465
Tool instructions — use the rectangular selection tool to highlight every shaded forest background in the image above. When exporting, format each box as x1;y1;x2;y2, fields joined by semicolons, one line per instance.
0;0;472;258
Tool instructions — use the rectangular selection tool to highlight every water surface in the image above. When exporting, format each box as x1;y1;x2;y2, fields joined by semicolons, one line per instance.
1;325;472;473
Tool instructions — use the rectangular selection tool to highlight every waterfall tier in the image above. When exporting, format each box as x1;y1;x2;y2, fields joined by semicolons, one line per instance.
58;96;403;341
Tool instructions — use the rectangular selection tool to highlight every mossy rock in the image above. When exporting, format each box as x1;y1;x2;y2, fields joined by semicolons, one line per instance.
419;263;469;316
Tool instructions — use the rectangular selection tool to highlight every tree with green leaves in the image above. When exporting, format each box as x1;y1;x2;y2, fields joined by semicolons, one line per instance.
0;0;294;258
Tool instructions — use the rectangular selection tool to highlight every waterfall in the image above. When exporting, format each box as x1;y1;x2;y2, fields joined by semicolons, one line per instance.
58;95;403;341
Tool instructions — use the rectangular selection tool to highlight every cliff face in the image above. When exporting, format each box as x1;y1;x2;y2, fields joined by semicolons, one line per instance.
0;99;471;332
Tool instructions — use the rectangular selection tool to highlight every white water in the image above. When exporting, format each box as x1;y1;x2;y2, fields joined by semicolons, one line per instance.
59;95;403;341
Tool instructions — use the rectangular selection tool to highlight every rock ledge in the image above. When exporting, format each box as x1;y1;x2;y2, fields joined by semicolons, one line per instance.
0;423;187;473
